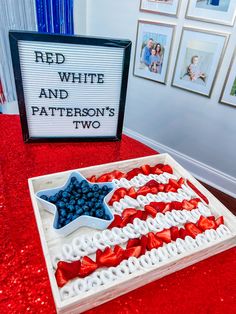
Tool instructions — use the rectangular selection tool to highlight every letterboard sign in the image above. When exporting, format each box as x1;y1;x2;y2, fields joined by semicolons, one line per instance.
9;31;131;142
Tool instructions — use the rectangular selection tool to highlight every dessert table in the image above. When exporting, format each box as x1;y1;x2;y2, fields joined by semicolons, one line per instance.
0;115;235;314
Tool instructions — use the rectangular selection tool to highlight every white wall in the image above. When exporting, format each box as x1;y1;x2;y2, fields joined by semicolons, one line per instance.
85;0;236;182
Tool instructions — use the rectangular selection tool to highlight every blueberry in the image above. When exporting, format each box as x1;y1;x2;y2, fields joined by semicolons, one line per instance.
40;195;48;201
62;191;70;198
84;211;90;216
93;192;99;199
69;199;76;205
57;201;65;208
81;180;89;188
102;186;108;192
58;190;63;197
87;201;93;209
67;204;74;212
82;205;90;212
92;184;99;192
49;196;57;203
76;208;83;216
60;210;67;217
82;187;89;194
87;192;93;199
57;223;62;229
95;209;104;218
99;195;105;201
95;203;101;209
71;177;77;183
104;214;110;220
77;199;85;206
76;188;82;194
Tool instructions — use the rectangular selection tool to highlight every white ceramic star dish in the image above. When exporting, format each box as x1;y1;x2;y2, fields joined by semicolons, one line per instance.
35;171;115;236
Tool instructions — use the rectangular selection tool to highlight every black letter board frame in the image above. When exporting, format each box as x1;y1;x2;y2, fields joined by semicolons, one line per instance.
9;31;131;143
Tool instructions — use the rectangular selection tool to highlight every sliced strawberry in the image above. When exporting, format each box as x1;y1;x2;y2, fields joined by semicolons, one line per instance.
141;165;152;175
186;180;209;204
189;198;201;207
152;166;163;175
96;174;108;182
198;215;216;231
57;260;81;280
95;249;103;262
150;186;159;194
144;205;157;218
207;216;216;221
170;226;179;241
162;203;171;213
179;228;189;240
182;200;195;211
124;246;142;259
162;165;173;174
126;168;142;180
111;170;125;180
145;180;159;188
215;216;224;227
156;229;171;243
108;194;119;206
141;211;148;221
170;201;182;210
137;186;151;196
169;179;180;190
87;175;96;182
149;202;166;212
108;214;122;229
115;187;128;199
78;256;98;278
122;208;138;219
154;163;164;170
147;232;163;250
126;238;140;249
114;245;124;262
164;184;172;193
119;216;131;228
185;223;202;238
55;268;68;287
127;187;137;199
178;177;185;186
140;235;148;255
97;247;119;267
129;210;143;223
158;184;165;192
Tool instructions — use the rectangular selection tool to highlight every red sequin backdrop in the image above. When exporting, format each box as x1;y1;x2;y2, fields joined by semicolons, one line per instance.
0;116;235;314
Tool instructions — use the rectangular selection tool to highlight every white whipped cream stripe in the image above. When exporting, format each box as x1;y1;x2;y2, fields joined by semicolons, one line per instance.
110;184;198;215
53;202;212;267
59;224;231;301
111;172;178;189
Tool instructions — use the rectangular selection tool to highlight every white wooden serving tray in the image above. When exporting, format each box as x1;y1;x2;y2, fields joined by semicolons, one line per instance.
28;154;236;313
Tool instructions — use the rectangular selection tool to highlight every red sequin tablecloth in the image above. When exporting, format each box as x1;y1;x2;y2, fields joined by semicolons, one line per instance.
0;115;235;314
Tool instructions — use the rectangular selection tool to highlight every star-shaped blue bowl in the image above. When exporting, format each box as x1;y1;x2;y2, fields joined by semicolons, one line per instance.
35;171;115;236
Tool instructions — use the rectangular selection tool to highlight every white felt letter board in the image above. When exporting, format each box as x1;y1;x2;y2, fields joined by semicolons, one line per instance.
9;31;131;142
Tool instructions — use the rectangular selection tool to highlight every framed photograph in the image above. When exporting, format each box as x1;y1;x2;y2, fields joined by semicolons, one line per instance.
9;31;131;142
186;0;236;26
140;0;181;17
172;28;228;97
220;50;236;107
133;20;175;84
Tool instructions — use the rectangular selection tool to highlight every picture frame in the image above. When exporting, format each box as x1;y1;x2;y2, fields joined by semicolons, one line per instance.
9;31;131;143
186;0;236;26
140;0;181;17
172;27;229;97
133;20;176;85
220;49;236;107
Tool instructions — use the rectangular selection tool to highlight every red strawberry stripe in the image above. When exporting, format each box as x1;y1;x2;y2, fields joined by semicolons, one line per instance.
55;214;224;286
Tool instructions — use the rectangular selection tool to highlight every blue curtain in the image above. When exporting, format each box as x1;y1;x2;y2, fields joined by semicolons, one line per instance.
35;0;74;34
